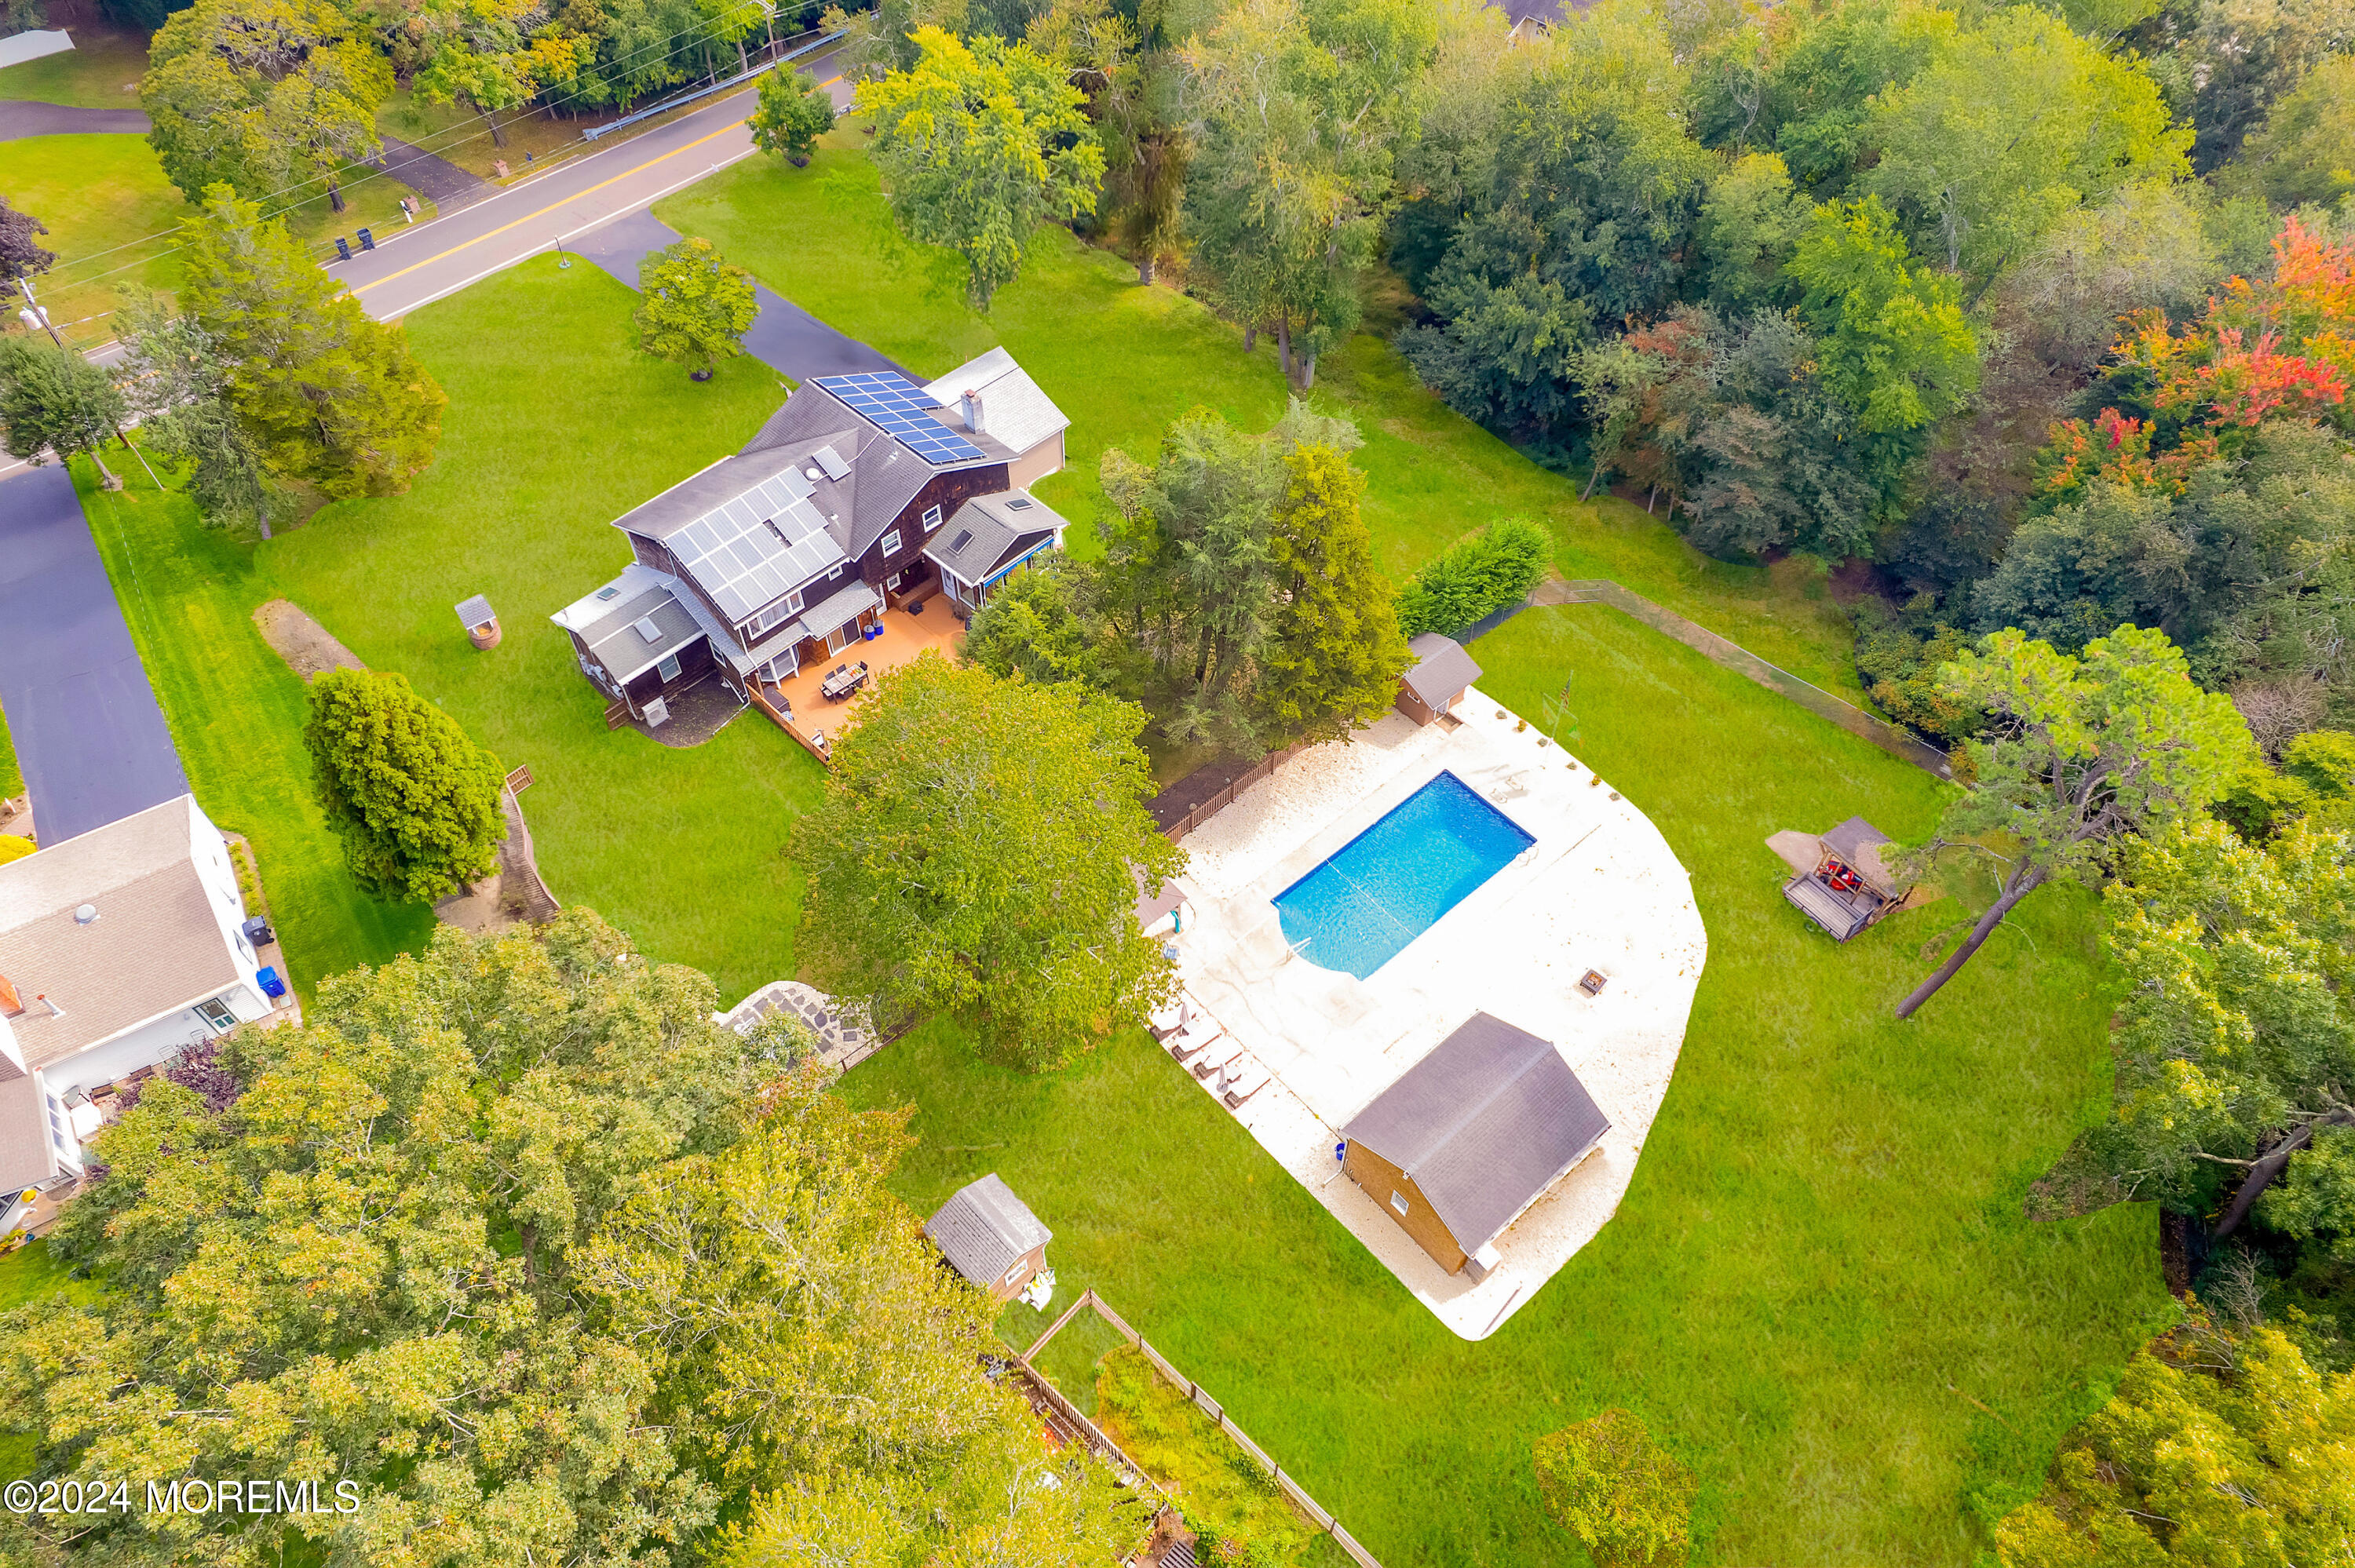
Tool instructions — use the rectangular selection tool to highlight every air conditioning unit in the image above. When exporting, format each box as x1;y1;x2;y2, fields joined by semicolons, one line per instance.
643;697;671;727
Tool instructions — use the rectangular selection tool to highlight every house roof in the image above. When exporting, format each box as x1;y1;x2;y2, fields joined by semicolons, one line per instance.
557;573;706;684
610;449;847;625
1402;633;1483;707
922;348;1072;459
0;796;240;1071
924;492;1064;585
926;1172;1051;1288
1344;1013;1610;1256
744;381;1016;565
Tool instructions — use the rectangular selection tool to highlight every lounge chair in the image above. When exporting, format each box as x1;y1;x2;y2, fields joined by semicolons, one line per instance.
1221;1063;1269;1109
1167;1019;1222;1063
1192;1037;1243;1080
1148;998;1187;1041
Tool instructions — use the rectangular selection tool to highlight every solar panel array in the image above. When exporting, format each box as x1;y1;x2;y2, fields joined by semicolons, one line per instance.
813;373;988;466
666;469;845;623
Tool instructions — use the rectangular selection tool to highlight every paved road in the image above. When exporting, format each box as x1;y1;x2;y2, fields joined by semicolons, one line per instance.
0;465;189;844
0;100;150;137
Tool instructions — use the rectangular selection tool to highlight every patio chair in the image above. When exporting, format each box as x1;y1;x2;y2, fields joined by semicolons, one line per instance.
1192;1037;1244;1080
1167;1018;1221;1063
1148;998;1187;1041
1221;1063;1269;1109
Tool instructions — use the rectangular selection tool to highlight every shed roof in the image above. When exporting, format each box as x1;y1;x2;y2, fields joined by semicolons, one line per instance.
0;796;240;1070
925;1172;1051;1288
1401;633;1482;707
1344;1013;1609;1256
1819;816;1900;895
922;348;1072;458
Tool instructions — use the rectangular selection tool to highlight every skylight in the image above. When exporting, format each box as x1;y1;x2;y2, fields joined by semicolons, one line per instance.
633;617;662;644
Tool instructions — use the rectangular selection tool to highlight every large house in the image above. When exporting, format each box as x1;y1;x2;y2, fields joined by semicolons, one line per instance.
0;796;279;1194
554;349;1072;721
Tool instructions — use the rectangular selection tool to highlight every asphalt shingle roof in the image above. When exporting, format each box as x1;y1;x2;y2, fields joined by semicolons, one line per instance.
924;493;1063;583
1401;633;1483;707
926;1172;1050;1288
922;347;1072;458
1344;1013;1610;1256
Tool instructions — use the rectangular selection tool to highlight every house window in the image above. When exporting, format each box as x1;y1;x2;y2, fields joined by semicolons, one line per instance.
827;564;844;582
887;571;904;591
922;504;944;531
1001;1258;1026;1285
195;996;236;1033
882;529;903;556
656;652;682;683
1389;1191;1410;1217
750;591;804;638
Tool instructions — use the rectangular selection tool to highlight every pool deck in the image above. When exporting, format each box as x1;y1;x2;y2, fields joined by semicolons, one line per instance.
1166;691;1707;1340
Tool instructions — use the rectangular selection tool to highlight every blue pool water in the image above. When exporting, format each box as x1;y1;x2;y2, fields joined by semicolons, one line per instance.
1272;771;1535;979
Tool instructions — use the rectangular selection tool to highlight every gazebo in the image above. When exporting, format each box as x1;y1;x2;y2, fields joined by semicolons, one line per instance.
1775;816;1909;941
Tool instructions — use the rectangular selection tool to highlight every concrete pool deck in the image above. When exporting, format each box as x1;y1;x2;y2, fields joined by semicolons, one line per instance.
1165;691;1707;1339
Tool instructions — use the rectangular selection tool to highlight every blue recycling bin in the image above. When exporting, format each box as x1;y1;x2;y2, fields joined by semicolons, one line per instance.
257;965;287;1000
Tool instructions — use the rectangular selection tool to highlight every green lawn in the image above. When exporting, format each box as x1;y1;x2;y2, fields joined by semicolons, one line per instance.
0;702;20;802
75;465;433;992
655;137;1868;697
261;255;825;1003
0;24;149;108
5;133;418;347
842;604;2164;1567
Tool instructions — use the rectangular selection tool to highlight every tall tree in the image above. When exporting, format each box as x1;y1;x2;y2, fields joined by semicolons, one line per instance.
181;185;446;498
1787;195;1980;436
858;27;1104;311
633;235;758;377
819;0;968;85
1860;3;2191;283
798;652;1183;1070
0;335;130;489
0;195;53;308
1893;625;2255;1018
115;290;276;531
0;913;766;1567
1180;0;1435;387
412;0;582;148
142;0;392;212
2222;53;2355;210
303;666;506;903
1258;442;1412;743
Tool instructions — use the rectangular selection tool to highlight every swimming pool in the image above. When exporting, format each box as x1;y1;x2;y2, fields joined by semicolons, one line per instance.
1272;771;1535;979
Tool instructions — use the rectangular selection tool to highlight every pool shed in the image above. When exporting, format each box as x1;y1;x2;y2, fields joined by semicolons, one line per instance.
924;1173;1052;1303
1396;633;1481;726
1342;1013;1610;1278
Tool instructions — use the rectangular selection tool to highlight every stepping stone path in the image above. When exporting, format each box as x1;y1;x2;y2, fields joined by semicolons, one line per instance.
717;980;888;1070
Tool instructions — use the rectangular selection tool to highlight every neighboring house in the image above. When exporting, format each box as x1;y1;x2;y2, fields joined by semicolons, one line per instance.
1396;633;1483;727
925;1172;1053;1304
1342;1013;1610;1280
0;796;276;1194
1779;816;1909;942
555;352;1072;721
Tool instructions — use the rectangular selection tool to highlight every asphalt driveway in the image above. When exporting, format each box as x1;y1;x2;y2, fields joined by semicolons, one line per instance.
0;465;188;844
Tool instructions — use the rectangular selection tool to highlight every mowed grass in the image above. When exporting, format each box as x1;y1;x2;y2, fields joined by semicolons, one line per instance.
0;24;150;107
655;139;1868;696
74;464;433;990
0;702;21;801
842;604;2163;1567
263;256;824;1002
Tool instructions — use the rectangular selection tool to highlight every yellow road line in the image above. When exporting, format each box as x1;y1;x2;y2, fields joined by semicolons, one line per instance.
353;71;841;296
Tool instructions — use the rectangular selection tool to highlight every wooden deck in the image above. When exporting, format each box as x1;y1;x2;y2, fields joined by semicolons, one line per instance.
749;602;965;761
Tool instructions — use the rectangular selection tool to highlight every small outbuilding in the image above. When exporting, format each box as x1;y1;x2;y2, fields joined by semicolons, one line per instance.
455;594;501;651
925;1172;1053;1304
1342;1013;1610;1280
1774;816;1909;942
1396;633;1482;725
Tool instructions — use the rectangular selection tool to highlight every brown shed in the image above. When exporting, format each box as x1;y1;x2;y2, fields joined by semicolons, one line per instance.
924;1172;1052;1303
1342;1013;1610;1279
1395;633;1482;725
1780;816;1909;942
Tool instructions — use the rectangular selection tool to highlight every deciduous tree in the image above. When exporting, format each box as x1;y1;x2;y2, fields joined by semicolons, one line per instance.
1532;1409;1696;1568
412;0;582;148
748;60;836;166
634;235;758;376
143;0;392;211
798;652;1182;1070
1787;195;1979;435
115;290;276;531
0;195;53;308
1893;625;2255;1018
2224;54;2355;210
820;0;968;86
302;666;505;903
858;27;1103;312
181;185;446;497
1258;443;1411;744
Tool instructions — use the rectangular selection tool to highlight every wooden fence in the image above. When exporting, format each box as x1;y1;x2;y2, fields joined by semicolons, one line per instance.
1148;742;1313;844
1028;1289;1386;1568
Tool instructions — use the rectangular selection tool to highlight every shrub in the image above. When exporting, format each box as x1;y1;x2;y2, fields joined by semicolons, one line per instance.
1532;1409;1696;1568
1850;595;1981;745
1395;516;1550;638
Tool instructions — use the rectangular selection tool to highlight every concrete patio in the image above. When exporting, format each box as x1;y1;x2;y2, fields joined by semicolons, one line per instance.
1163;691;1707;1339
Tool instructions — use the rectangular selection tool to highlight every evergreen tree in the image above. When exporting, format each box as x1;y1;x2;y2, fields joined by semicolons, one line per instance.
634;235;758;377
115;290;275;531
0;336;130;489
302;667;505;903
1260;443;1412;743
181;186;446;498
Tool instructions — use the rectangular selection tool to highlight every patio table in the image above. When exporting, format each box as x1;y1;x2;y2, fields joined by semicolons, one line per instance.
820;665;868;701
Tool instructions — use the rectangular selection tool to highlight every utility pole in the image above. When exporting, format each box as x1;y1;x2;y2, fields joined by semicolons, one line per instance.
20;280;163;490
18;279;67;351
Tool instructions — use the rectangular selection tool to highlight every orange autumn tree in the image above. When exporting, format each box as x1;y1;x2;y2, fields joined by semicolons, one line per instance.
2037;216;2352;506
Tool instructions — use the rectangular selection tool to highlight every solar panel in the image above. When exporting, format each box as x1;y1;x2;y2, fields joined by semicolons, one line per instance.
812;443;851;481
812;372;988;466
663;467;847;622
